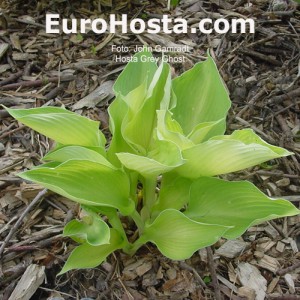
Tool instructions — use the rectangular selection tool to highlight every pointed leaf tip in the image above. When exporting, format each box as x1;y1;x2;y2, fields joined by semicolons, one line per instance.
63;211;110;246
58;229;123;275
143;209;229;260
19;160;134;216
5;106;106;147
178;129;292;178
185;177;300;239
171;55;231;135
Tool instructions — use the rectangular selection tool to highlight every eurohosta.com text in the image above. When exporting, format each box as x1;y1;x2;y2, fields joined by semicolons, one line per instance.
46;14;255;35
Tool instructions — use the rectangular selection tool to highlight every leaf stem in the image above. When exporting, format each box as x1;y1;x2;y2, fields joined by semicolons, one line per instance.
131;209;144;234
125;235;147;256
141;176;157;221
128;171;139;206
106;210;129;244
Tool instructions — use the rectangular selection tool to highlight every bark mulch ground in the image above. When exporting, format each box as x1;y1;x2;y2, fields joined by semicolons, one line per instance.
0;0;300;299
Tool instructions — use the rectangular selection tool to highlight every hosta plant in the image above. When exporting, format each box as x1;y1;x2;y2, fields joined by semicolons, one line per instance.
6;50;299;274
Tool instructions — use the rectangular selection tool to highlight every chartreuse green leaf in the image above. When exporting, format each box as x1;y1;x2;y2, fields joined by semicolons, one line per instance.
5;106;105;147
113;50;157;96
171;54;231;136
63;210;110;246
110;51;160;158
156;110;194;150
19;160;134;215
123;62;171;153
156;110;225;149
185;177;300;239
59;229;123;275
107;95;134;166
177;129;292;178
187;118;226;144
43;145;111;167
215;128;286;149
117;139;184;177
32;162;61;169
152;174;192;212
107;79;150;164
141;209;229;260
108;79;152;164
121;76;148;113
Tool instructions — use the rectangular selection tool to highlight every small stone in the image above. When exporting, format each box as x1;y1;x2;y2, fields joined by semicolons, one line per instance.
289;185;300;193
276;178;290;187
166;268;177;280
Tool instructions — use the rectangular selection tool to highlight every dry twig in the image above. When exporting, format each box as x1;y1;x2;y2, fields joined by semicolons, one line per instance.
0;76;75;91
277;260;300;276
0;189;48;258
0;71;23;87
206;247;222;300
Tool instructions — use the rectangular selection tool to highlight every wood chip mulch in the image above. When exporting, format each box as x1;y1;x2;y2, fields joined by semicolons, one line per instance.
0;0;300;299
